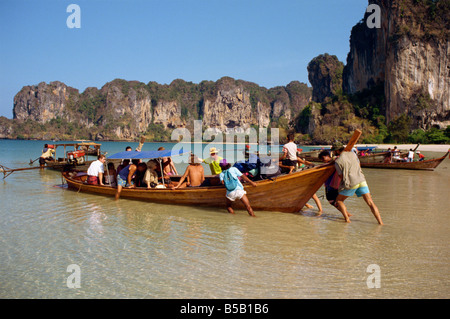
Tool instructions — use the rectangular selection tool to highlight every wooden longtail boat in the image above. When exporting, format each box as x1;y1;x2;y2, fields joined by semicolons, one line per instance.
360;150;449;171
61;130;363;213
358;151;408;164
63;163;334;213
39;142;109;171
299;146;379;162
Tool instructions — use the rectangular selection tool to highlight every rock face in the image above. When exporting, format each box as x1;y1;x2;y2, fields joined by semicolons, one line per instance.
308;54;344;103
343;0;450;129
152;101;183;129
13;81;79;123
11;77;312;140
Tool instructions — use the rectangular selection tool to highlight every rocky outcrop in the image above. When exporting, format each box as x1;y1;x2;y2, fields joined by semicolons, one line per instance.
202;86;258;130
152;101;184;128
0;117;13;138
100;80;153;134
13;81;79;123
11;77;312;140
308;54;344;103
343;0;450;129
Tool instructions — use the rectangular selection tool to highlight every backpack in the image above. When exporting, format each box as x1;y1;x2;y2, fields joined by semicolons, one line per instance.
223;169;238;191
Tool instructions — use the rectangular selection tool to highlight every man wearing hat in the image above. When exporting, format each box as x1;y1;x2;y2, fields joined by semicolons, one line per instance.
332;143;383;225
416;151;425;161
202;147;224;175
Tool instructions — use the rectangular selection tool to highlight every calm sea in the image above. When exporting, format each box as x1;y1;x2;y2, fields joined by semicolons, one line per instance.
0;139;449;298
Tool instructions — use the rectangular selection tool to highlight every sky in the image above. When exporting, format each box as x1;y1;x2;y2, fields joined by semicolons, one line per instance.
0;0;368;118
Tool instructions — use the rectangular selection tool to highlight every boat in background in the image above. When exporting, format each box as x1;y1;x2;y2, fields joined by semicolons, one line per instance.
360;150;449;171
38;141;110;171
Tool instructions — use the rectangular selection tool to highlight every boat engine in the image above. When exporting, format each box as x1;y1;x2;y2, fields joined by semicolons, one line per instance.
67;150;86;165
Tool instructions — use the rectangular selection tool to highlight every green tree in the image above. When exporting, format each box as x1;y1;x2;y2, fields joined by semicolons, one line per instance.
387;114;412;143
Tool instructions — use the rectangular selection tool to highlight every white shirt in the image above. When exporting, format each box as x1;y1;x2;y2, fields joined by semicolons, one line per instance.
87;160;104;177
408;151;414;159
283;142;297;161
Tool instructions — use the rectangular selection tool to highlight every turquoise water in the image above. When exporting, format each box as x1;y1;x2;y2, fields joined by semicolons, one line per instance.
0;139;449;298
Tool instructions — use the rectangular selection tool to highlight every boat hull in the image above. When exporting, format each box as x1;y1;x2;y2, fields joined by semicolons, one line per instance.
63;163;335;213
360;151;448;170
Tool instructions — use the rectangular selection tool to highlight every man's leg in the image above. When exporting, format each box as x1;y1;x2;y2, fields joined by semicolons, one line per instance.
226;198;235;214
335;194;351;223
115;185;122;200
240;194;255;217
312;193;323;215
361;193;383;225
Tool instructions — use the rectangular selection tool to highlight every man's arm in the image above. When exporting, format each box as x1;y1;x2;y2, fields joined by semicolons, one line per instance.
240;174;257;187
127;165;137;188
98;172;104;185
173;167;190;189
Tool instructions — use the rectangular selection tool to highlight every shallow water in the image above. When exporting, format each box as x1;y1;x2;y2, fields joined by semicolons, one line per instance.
0;140;449;298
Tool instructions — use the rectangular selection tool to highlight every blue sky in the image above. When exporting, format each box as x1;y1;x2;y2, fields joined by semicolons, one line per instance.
0;0;368;118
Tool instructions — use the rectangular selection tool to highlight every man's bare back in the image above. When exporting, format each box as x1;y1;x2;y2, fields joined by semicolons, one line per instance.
172;162;205;189
185;164;204;186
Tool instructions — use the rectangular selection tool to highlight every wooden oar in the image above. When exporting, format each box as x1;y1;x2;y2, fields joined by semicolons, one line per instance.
0;164;50;179
29;157;40;165
413;143;420;152
135;136;145;152
344;129;362;152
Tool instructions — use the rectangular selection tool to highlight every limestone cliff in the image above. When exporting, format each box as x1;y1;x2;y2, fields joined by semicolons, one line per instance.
308;54;344;103
343;0;450;129
10;77;312;140
13;81;79;123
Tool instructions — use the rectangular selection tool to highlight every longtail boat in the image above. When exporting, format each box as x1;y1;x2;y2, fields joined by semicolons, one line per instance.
299;146;379;162
37;142;118;171
358;150;408;164
360;150;449;171
61;130;363;213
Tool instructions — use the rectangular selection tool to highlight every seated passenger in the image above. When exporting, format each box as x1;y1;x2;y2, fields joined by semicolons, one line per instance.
171;154;206;189
279;133;298;174
202;147;224;175
233;146;261;180
158;147;178;176
143;160;159;188
104;162;117;186
116;159;130;175
134;163;149;187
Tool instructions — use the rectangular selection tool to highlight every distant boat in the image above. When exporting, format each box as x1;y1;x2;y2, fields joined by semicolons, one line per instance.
38;142;107;171
359;150;449;171
298;146;379;162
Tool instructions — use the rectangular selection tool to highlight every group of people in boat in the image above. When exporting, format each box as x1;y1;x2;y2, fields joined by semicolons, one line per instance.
82;134;384;224
383;146;425;163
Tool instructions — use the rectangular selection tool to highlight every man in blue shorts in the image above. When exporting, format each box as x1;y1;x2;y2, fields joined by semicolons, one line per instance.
333;144;383;225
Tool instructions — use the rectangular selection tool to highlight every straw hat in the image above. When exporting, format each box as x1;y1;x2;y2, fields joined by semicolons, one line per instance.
209;147;219;154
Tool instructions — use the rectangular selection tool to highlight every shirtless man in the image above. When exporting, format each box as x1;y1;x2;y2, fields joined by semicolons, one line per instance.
157;147;178;176
171;154;205;189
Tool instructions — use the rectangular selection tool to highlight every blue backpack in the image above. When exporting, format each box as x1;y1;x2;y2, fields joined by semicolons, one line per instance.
223;169;238;191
